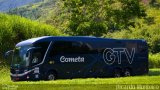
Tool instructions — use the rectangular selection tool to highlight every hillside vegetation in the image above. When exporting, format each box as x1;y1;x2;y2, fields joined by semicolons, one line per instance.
0;0;43;12
0;13;63;60
8;0;56;20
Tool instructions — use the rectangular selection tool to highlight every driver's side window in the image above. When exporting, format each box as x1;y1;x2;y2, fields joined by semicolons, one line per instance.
31;51;42;66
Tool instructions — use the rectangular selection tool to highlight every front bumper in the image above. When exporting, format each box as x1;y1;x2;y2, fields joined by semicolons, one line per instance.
10;69;40;81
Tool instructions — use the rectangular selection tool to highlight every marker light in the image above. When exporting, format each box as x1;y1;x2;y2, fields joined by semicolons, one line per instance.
27;76;30;79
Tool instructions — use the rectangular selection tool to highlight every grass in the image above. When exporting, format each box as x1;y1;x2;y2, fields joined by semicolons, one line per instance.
149;53;160;68
0;68;160;90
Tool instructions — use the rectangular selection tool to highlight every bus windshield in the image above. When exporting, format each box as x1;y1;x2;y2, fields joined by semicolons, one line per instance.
11;46;31;68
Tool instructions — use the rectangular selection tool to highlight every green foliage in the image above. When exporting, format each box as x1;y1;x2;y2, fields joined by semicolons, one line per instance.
149;0;160;8
149;53;160;68
8;0;56;21
0;13;62;59
8;0;147;36
50;0;146;36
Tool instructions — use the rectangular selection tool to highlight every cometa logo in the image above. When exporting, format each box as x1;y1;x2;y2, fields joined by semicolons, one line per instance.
60;56;85;63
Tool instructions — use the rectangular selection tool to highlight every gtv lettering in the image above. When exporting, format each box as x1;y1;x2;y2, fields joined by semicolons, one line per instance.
103;48;135;65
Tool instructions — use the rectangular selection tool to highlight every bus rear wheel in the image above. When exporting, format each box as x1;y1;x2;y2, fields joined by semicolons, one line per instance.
114;69;121;77
124;69;131;77
47;72;56;80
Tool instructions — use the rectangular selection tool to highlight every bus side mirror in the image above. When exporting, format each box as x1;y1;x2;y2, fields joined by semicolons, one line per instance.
4;50;13;59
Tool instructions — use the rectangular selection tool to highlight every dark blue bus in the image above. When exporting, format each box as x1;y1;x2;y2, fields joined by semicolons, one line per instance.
5;36;148;81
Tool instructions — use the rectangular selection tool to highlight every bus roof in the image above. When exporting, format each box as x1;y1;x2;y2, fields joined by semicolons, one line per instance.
16;36;145;47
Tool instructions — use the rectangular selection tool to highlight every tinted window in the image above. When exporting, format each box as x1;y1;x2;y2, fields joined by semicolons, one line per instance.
34;42;49;55
49;41;93;56
30;49;42;66
126;42;137;52
139;43;147;53
51;41;72;54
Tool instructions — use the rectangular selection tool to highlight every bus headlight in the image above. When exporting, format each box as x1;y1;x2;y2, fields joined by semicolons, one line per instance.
24;69;28;73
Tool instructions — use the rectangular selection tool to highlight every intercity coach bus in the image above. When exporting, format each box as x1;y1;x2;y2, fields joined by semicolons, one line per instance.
5;36;148;81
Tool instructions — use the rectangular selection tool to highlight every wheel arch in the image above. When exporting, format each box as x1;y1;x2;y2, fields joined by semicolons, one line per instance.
124;67;133;75
46;69;58;79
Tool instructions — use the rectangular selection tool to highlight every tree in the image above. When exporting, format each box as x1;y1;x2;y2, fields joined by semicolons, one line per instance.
51;0;146;36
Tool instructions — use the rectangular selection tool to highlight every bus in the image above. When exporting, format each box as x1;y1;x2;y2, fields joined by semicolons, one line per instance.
5;36;148;81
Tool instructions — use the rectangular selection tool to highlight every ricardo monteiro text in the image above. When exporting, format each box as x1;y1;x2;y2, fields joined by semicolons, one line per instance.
60;56;85;63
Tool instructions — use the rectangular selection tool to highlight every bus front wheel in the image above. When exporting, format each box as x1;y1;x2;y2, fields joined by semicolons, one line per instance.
47;71;56;80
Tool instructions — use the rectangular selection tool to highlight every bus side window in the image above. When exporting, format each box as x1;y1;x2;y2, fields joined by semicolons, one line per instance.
126;42;137;52
72;42;82;48
49;41;93;56
50;41;72;56
71;42;82;53
139;43;147;53
30;50;42;66
71;42;91;54
80;43;91;54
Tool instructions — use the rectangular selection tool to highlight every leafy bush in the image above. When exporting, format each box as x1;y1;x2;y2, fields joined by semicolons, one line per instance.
0;13;63;59
149;53;160;68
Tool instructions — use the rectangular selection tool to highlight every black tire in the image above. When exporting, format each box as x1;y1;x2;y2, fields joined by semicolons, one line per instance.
124;69;131;77
46;71;56;80
114;69;121;77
